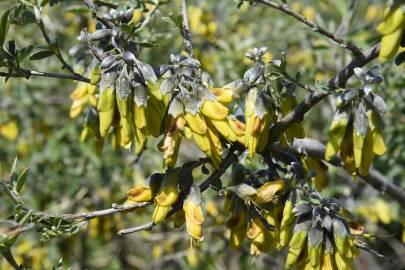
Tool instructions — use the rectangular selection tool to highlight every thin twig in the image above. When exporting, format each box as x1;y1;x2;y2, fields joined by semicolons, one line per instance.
34;6;78;75
283;72;315;93
267;43;380;144
270;138;405;206
0;181;150;221
118;147;242;235
33;202;152;222
268;90;328;144
253;0;364;58
118;221;154;235
83;30;104;62
135;0;161;31
181;0;193;56
0;70;90;83
82;0;115;29
328;43;381;89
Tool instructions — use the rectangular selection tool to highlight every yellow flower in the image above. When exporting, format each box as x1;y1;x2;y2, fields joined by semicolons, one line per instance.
206;201;218;217
126;173;163;203
226;201;248;250
173;208;185;228
161;115;185;167
70;83;98;118
183;96;239;169
155;185;178;207
246;217;271;255
366;5;381;22
188;6;217;41
377;5;405;62
302;6;316;21
245;88;276;157
153;169;180;224
183;185;204;241
253;180;285;205
209;87;236;105
70;68;99;119
0;120;19;141
126;186;153;203
153;205;171;224
375;199;393;224
279;94;305;145
131;9;144;25
186;247;199;267
302;157;327;191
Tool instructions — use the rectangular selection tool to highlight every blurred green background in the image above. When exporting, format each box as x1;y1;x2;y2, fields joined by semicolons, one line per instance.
0;0;404;269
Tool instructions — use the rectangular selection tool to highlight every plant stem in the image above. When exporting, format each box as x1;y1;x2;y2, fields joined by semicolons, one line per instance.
267;43;381;145
0;70;90;83
181;0;193;56
34;6;77;75
118;146;242;235
254;0;365;58
271;138;405;206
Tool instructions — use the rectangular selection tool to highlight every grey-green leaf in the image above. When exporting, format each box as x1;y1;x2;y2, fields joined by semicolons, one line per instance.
353;102;368;137
16;168;28;192
17;45;34;62
332;217;349;238
10;157;18;175
371;94;387;115
0;8;12;46
308;220;323;248
29;50;54;60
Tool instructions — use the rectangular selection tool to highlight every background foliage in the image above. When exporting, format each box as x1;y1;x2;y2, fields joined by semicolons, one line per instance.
0;0;404;269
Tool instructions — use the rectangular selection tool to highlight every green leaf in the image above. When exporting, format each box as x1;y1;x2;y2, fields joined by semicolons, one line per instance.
39;0;50;7
16;168;28;192
29;50;54;60
17;45;34;62
10;157;18;185
395;51;405;66
18;10;36;25
120;24;134;35
7;40;15;56
2;235;18;248
136;41;158;48
161;14;182;29
0;233;6;244
9;7;36;26
0;8;12;46
18;210;32;226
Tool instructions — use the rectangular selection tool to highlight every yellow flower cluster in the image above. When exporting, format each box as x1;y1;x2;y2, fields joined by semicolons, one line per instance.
325;107;386;176
96;75;167;153
302;156;327;191
70;68;100;118
224;165;289;254
160;87;244;169
285;214;359;270
377;4;405;62
245;88;276;157
189;6;217;42
226;200;248;250
126;172;206;241
152;169;180;224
